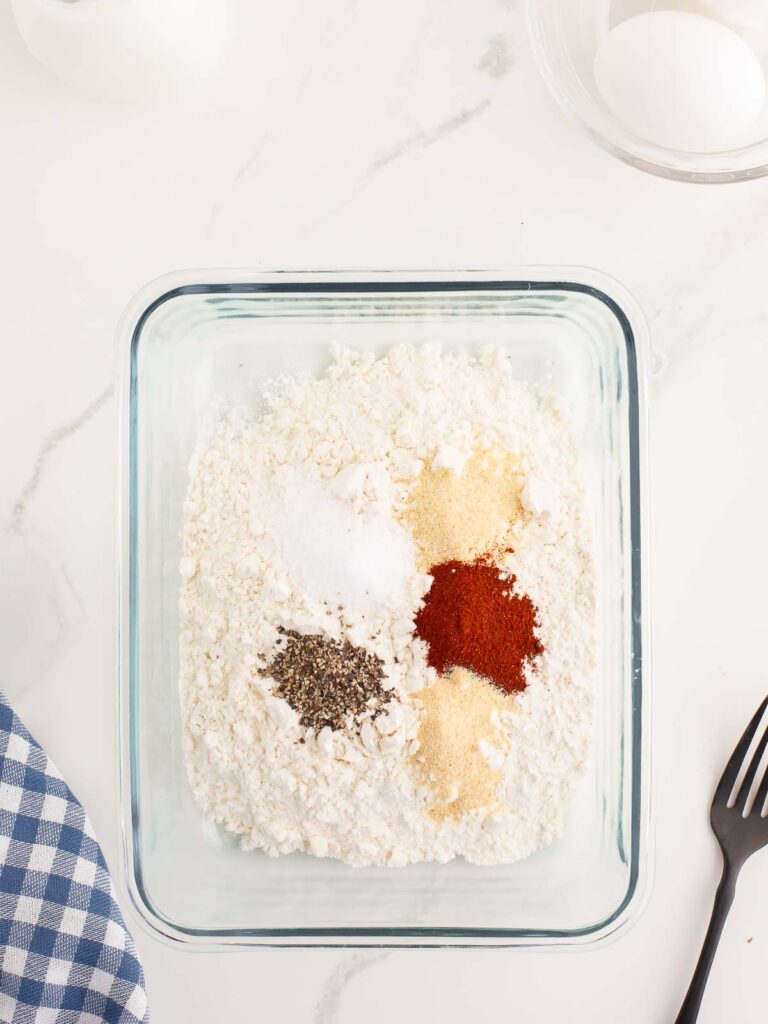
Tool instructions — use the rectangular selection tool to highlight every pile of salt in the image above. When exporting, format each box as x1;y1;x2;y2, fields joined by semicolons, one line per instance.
267;471;418;615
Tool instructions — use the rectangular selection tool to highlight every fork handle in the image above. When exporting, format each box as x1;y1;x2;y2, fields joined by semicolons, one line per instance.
674;863;739;1024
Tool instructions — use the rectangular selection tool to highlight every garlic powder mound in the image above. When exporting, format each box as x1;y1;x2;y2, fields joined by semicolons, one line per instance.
410;667;515;822
405;449;527;569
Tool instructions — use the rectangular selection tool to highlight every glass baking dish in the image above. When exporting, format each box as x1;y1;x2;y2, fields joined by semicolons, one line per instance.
117;269;650;948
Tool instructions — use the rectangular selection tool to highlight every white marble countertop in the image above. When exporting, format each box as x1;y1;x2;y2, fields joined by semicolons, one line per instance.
2;1;768;1021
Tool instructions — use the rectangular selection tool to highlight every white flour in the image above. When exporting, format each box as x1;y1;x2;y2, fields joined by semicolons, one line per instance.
179;345;595;867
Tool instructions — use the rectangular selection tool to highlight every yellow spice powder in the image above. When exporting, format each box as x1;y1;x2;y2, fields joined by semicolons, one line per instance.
411;667;514;823
404;449;526;569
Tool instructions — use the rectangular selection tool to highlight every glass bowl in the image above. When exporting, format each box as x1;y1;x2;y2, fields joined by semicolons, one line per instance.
117;269;650;948
528;0;768;183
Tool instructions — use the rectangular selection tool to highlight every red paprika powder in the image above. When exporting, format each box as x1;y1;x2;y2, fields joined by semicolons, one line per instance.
414;559;542;694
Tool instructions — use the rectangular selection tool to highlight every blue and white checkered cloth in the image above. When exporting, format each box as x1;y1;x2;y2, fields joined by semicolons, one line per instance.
0;694;149;1024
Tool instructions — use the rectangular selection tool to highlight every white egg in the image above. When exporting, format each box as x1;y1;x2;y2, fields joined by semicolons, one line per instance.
699;0;767;28
594;11;766;151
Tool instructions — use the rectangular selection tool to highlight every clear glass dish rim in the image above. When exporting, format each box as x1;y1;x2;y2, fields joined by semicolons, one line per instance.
116;267;653;949
526;0;768;184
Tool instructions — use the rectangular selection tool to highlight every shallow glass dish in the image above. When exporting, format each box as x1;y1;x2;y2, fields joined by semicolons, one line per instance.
528;0;768;183
118;269;650;948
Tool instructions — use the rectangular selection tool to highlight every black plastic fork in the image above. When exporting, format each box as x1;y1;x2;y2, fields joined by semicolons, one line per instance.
675;695;768;1023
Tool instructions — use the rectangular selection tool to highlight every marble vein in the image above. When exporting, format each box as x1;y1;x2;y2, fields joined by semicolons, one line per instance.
401;0;442;72
211;0;364;217
10;386;112;533
477;33;514;78
314;952;391;1024
364;97;492;179
295;91;495;242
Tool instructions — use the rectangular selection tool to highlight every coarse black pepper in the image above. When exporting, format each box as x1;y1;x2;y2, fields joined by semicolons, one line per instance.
266;629;386;733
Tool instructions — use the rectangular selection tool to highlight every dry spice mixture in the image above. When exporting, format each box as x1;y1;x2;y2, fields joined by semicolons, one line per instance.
405;449;527;568
268;630;386;733
411;667;514;823
179;344;595;867
414;559;543;695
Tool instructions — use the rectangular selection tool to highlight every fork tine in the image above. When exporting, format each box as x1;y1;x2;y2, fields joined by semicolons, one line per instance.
714;696;768;806
735;721;768;812
753;756;768;817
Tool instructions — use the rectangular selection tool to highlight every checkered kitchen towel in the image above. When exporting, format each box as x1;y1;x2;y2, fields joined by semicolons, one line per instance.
0;694;148;1024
